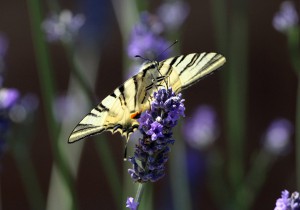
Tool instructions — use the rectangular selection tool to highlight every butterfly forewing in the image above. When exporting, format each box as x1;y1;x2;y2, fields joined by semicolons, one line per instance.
160;52;226;91
68;52;226;143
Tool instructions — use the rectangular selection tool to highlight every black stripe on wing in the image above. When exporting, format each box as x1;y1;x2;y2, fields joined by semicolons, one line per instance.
118;85;127;106
68;125;105;143
179;53;201;76
180;53;225;89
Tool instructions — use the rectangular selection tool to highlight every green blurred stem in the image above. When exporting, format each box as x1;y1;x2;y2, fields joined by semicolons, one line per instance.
287;28;300;74
211;0;228;53
135;0;148;12
226;2;248;191
26;0;78;209
11;119;45;210
12;144;45;210
27;0;57;136
170;122;192;210
210;1;231;206
207;149;230;209
235;150;273;210
287;27;300;189
296;75;300;189
63;43;96;103
211;0;249;193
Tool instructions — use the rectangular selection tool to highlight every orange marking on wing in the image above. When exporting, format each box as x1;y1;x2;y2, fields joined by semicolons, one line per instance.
130;111;142;119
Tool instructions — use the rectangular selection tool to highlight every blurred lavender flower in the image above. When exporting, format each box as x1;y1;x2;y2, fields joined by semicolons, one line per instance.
128;88;185;183
0;88;20;156
127;11;172;61
0;88;19;109
263;118;293;155
9;93;39;123
126;197;139;210
127;25;170;61
183;105;219;149
275;190;300;210
139;12;164;34
273;1;299;32
53;94;77;123
42;10;85;43
157;1;190;31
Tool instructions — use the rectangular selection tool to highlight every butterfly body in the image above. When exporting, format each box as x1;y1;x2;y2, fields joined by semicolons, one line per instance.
69;52;226;143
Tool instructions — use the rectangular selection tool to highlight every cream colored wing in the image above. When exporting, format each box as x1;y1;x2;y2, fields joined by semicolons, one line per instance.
68;77;141;143
158;52;226;93
68;52;226;143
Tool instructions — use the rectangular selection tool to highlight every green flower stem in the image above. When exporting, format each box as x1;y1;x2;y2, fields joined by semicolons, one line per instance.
212;0;249;200
12;143;45;210
287;27;300;190
296;75;300;189
207;149;230;209
211;0;228;53
111;0;138;39
135;183;145;208
212;0;249;206
135;0;148;12
235;149;273;210
27;0;57;137
132;182;153;210
140;184;153;210
63;43;96;103
210;1;230;206
226;1;249;192
26;0;77;209
11;119;45;210
170;121;192;210
287;28;300;74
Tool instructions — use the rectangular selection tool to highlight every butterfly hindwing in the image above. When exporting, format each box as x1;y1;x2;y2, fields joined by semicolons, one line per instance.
68;91;120;143
68;52;226;143
69;72;148;143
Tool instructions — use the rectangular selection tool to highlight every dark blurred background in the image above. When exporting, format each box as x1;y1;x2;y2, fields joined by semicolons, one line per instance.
0;0;298;209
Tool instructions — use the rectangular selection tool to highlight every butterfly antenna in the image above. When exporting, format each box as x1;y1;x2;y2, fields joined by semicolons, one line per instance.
156;40;178;87
155;40;178;61
135;55;152;63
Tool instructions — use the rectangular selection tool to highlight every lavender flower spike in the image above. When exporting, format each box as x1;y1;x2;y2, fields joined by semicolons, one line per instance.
126;197;139;210
42;10;85;43
127;12;170;61
263;118;293;155
273;1;299;32
127;27;170;61
274;190;300;210
157;1;190;31
128;87;185;183
0;88;19;109
183;105;218;149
